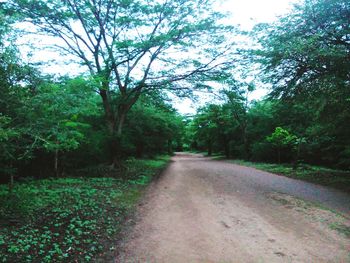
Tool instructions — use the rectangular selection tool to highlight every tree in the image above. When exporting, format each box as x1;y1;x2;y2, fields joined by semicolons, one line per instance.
22;78;100;177
0;7;37;188
0;116;19;189
191;104;231;156
124;92;184;157
221;81;255;159
252;0;350;168
254;0;350;98
6;0;236;165
266;127;297;164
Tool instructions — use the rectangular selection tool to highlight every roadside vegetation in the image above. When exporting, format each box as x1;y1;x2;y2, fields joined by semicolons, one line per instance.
183;0;350;188
268;192;350;238
0;156;169;262
0;0;349;261
229;160;350;192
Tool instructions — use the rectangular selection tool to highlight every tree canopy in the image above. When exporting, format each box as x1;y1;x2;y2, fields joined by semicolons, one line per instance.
1;0;350;179
2;0;350;261
5;0;236;164
254;0;350;98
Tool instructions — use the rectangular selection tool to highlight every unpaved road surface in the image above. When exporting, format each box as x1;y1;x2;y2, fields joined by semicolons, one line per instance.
117;153;350;262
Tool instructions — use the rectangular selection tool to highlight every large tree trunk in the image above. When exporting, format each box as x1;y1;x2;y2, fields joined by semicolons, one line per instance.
104;116;118;165
100;89;122;167
110;136;121;167
99;86;141;167
108;111;128;168
112;112;126;167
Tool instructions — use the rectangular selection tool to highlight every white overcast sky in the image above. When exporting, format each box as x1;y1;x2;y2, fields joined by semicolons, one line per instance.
221;0;297;30
175;0;299;115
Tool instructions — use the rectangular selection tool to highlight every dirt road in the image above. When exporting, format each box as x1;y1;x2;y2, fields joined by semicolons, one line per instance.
117;153;350;262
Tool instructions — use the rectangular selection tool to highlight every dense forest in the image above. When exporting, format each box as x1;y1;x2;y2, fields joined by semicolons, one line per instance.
0;0;349;261
186;0;350;169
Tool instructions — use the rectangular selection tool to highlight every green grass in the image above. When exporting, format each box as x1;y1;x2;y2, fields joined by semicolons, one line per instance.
225;159;350;192
329;223;350;238
0;155;170;263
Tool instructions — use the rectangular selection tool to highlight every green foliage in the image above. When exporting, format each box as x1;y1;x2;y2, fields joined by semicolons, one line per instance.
22;78;100;154
0;0;349;260
329;223;350;238
0;71;103;179
188;91;350;169
266;127;297;149
5;0;236;160
0;116;18;149
189;104;230;155
249;0;350;167
0;156;169;262
254;0;350;98
0;10;40;177
123;93;184;157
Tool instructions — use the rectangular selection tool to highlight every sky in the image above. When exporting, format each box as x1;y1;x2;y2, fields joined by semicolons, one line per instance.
17;0;299;115
221;0;297;30
174;0;299;115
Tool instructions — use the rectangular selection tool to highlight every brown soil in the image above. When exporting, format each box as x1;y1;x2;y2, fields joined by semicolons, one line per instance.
116;153;350;262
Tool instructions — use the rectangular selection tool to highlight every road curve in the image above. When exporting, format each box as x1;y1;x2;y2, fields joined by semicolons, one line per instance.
117;153;350;262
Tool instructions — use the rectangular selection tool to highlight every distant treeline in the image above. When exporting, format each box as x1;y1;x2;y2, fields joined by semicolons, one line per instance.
185;97;350;169
185;0;350;169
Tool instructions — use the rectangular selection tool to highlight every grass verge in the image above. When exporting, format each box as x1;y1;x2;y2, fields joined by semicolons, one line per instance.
226;159;350;192
268;192;350;238
0;155;170;263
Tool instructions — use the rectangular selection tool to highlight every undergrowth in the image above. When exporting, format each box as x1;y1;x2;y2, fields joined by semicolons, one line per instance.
0;156;169;262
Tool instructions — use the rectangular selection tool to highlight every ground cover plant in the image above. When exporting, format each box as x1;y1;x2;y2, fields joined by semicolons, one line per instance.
230;160;350;193
0;156;169;262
